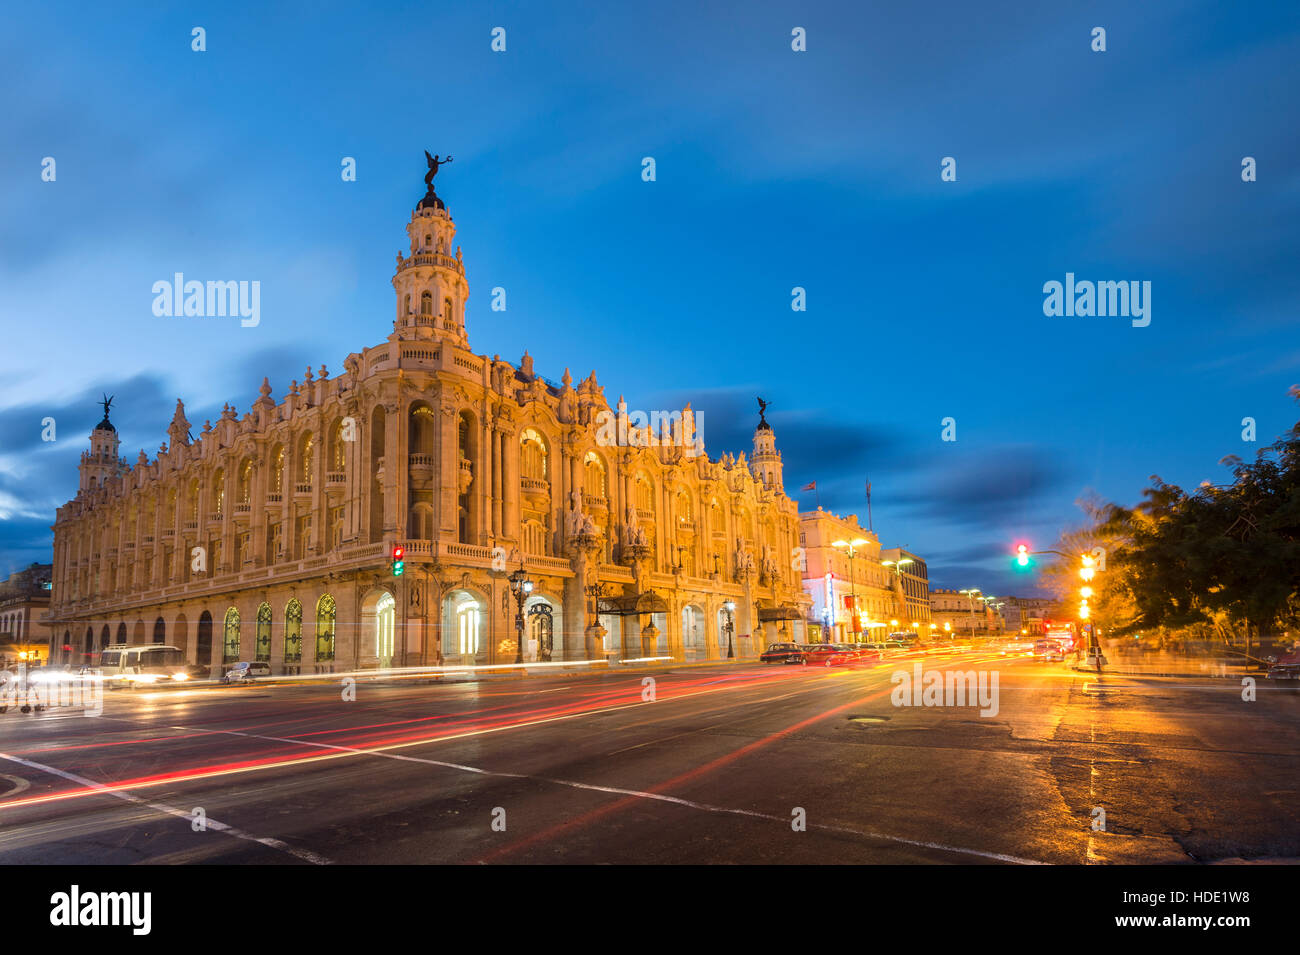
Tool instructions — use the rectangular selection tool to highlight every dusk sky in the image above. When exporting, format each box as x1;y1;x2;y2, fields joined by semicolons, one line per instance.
2;1;1298;594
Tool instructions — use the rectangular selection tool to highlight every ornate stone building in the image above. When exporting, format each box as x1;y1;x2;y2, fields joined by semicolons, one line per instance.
47;166;810;675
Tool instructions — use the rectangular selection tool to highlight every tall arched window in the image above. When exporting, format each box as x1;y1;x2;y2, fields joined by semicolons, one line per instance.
636;474;654;513
409;405;435;455
223;607;240;663
153;617;166;644
238;460;252;504
255;602;272;662
331;420;346;472
115;622;127;645
520;428;547;480
284;599;303;664
375;592;395;661
523;520;547;556
188;478;200;522
420;291;433;315
270;445;285;495
213;469;225;518
315;594;336;662
299;434;314;485
455;595;480;655
583;452;606;498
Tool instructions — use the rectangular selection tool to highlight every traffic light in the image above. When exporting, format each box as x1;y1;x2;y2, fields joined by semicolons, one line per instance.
1016;544;1029;567
391;545;404;577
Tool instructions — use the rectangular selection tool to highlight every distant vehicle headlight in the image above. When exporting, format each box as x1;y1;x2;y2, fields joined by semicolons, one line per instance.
171;672;189;681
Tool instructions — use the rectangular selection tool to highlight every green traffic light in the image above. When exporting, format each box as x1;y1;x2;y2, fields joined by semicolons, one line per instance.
392;560;404;577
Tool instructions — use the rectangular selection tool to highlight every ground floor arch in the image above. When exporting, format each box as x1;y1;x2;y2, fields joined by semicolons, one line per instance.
360;587;397;668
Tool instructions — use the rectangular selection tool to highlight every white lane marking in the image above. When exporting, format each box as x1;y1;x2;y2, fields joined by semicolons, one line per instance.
140;719;1045;866
0;750;331;865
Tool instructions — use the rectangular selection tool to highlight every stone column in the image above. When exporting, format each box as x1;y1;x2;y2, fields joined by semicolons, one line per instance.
383;401;401;539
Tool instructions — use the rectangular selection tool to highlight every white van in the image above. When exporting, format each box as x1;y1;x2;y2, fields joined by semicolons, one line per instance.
97;645;192;687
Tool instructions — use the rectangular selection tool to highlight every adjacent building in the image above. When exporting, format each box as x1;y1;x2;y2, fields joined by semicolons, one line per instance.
798;508;896;643
879;547;931;632
47;165;811;675
0;563;53;666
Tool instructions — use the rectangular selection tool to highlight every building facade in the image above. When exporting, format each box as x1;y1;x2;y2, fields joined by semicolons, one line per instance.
879;547;931;632
798;508;896;643
47;168;811;675
0;563;52;666
930;588;1005;636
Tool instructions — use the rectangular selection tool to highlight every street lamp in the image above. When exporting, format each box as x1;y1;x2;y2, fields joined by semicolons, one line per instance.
959;588;981;638
722;599;736;659
508;564;534;664
831;538;869;641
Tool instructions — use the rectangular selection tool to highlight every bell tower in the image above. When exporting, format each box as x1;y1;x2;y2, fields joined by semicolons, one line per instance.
78;395;127;495
392;153;469;346
751;398;784;492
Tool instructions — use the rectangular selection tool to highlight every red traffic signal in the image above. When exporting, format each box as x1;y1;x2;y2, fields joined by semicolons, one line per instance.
392;545;404;561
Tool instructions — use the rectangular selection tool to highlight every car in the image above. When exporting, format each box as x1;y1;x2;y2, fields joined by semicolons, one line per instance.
760;643;806;664
802;643;858;667
221;661;272;684
851;643;882;658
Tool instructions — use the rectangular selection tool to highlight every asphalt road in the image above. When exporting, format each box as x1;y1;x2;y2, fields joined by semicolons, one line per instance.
1;647;1297;864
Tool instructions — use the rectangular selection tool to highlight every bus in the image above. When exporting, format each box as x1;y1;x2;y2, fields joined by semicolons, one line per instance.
96;645;192;687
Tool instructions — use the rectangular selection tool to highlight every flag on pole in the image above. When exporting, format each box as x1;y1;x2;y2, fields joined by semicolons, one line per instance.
801;481;816;491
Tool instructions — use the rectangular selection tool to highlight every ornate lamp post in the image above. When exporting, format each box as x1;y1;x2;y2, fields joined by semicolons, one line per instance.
508;564;533;665
722;599;736;659
832;537;869;641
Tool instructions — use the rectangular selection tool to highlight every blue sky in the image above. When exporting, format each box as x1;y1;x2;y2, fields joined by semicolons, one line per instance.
2;1;1298;595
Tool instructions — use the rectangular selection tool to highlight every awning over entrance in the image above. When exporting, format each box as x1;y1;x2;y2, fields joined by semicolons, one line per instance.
597;591;670;616
757;604;801;622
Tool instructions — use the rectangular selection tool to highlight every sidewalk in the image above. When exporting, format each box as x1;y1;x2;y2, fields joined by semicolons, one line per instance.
1070;651;1258;679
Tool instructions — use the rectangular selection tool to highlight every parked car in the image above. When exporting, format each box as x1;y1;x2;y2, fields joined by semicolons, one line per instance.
1267;647;1300;680
760;643;806;665
802;644;858;667
221;661;272;684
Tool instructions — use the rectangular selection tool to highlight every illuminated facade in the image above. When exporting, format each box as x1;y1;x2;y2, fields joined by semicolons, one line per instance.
47;167;810;675
798;508;894;642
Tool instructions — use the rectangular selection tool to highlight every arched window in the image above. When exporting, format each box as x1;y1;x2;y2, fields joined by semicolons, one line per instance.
420;291;433;315
409;404;435;454
223;607;240;663
330;419;347;472
115;622;127;645
375;592;396;661
677;490;694;522
284;599;303;664
636;474;654;513
213;469;225;517
409;502;435;539
255;602;272;662
455;595;480;655
300;434;314;485
238;460;252;504
269;445;284;496
424;233;432;249
315;594;336;662
520;428;547;480
583;452;606;498
188;478;200;521
523;520;547;556
153;617;166;644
